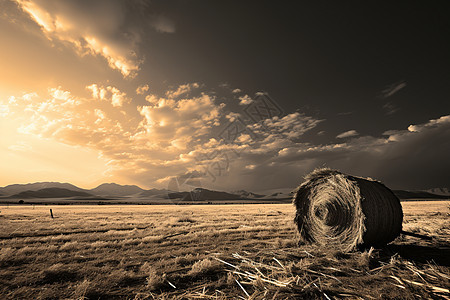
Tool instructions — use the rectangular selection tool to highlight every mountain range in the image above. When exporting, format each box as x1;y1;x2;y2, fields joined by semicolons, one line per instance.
0;182;87;195
11;188;92;199
392;190;450;200
168;188;247;201
0;182;259;200
0;182;448;201
90;183;145;196
426;188;450;196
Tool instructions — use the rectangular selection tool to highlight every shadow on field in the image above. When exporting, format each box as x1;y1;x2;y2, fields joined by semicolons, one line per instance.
385;244;450;267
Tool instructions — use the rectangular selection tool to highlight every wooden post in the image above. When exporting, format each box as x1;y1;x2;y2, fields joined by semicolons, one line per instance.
50;209;54;219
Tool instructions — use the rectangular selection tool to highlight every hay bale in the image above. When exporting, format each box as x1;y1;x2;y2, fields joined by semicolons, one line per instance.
293;168;403;251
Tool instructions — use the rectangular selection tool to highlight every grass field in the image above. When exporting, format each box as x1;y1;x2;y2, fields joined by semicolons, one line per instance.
0;201;449;299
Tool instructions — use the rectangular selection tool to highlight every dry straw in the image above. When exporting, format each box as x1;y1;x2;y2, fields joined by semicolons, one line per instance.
293;168;403;251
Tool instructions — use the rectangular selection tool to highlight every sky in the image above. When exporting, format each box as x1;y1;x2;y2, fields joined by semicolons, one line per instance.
0;0;449;192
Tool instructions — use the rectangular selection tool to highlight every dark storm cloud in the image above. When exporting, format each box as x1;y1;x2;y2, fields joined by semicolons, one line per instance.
268;115;450;191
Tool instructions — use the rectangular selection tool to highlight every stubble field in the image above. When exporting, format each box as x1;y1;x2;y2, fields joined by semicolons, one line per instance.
0;201;449;299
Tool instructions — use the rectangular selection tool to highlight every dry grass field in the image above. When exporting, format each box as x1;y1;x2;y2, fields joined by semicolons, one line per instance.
0;201;449;299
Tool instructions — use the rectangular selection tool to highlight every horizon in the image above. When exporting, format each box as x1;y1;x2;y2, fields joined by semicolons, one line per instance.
0;179;448;195
0;179;288;194
1;1;449;192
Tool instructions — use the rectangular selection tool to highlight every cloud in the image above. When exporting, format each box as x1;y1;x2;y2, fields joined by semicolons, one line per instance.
8;141;33;152
238;94;253;105
136;84;149;95
381;80;407;98
407;125;419;133
225;112;241;122
336;130;359;139
337;111;353;116
14;0;144;77
107;87;127;107
151;15;175;33
0;102;10;117
382;102;398;115
407;115;450;133
2;85;323;189
137;93;223;144
268;115;450;190
86;84;130;107
249;112;323;140
165;83;200;98
379;81;405;114
4;83;448;192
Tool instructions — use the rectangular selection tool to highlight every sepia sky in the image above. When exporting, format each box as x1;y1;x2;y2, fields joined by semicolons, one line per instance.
0;0;449;192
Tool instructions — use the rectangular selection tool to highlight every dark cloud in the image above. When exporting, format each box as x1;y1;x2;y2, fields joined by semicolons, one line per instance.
380;80;407;99
266;116;450;191
382;102;399;115
150;15;176;33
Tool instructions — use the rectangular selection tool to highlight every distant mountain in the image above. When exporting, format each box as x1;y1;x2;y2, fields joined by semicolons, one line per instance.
0;182;87;196
10;188;92;199
169;188;244;201
426;188;450;196
138;188;170;198
232;190;265;198
393;190;449;200
2;181;449;201
259;188;295;200
90;183;145;196
267;192;291;199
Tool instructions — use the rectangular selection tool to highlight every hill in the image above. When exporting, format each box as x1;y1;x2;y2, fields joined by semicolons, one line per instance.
90;183;145;196
232;190;265;198
2;181;449;202
168;188;244;201
10;188;93;199
0;182;88;196
393;190;450;200
138;188;170;198
426;187;450;196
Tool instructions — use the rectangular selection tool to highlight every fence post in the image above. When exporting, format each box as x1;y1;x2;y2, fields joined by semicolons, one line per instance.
50;209;54;219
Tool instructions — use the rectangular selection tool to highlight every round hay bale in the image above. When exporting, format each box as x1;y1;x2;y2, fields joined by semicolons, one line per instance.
293;168;403;251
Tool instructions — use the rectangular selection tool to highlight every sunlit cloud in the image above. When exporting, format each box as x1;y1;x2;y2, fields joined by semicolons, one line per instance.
15;0;143;77
1;84;323;189
336;130;359;139
406;115;450;133
165;83;200;98
136;84;149;95
86;84;129;107
8;141;33;152
0;103;10;117
238;94;253;105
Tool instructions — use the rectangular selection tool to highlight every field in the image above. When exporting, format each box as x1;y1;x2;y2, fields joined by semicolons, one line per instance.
0;201;449;299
